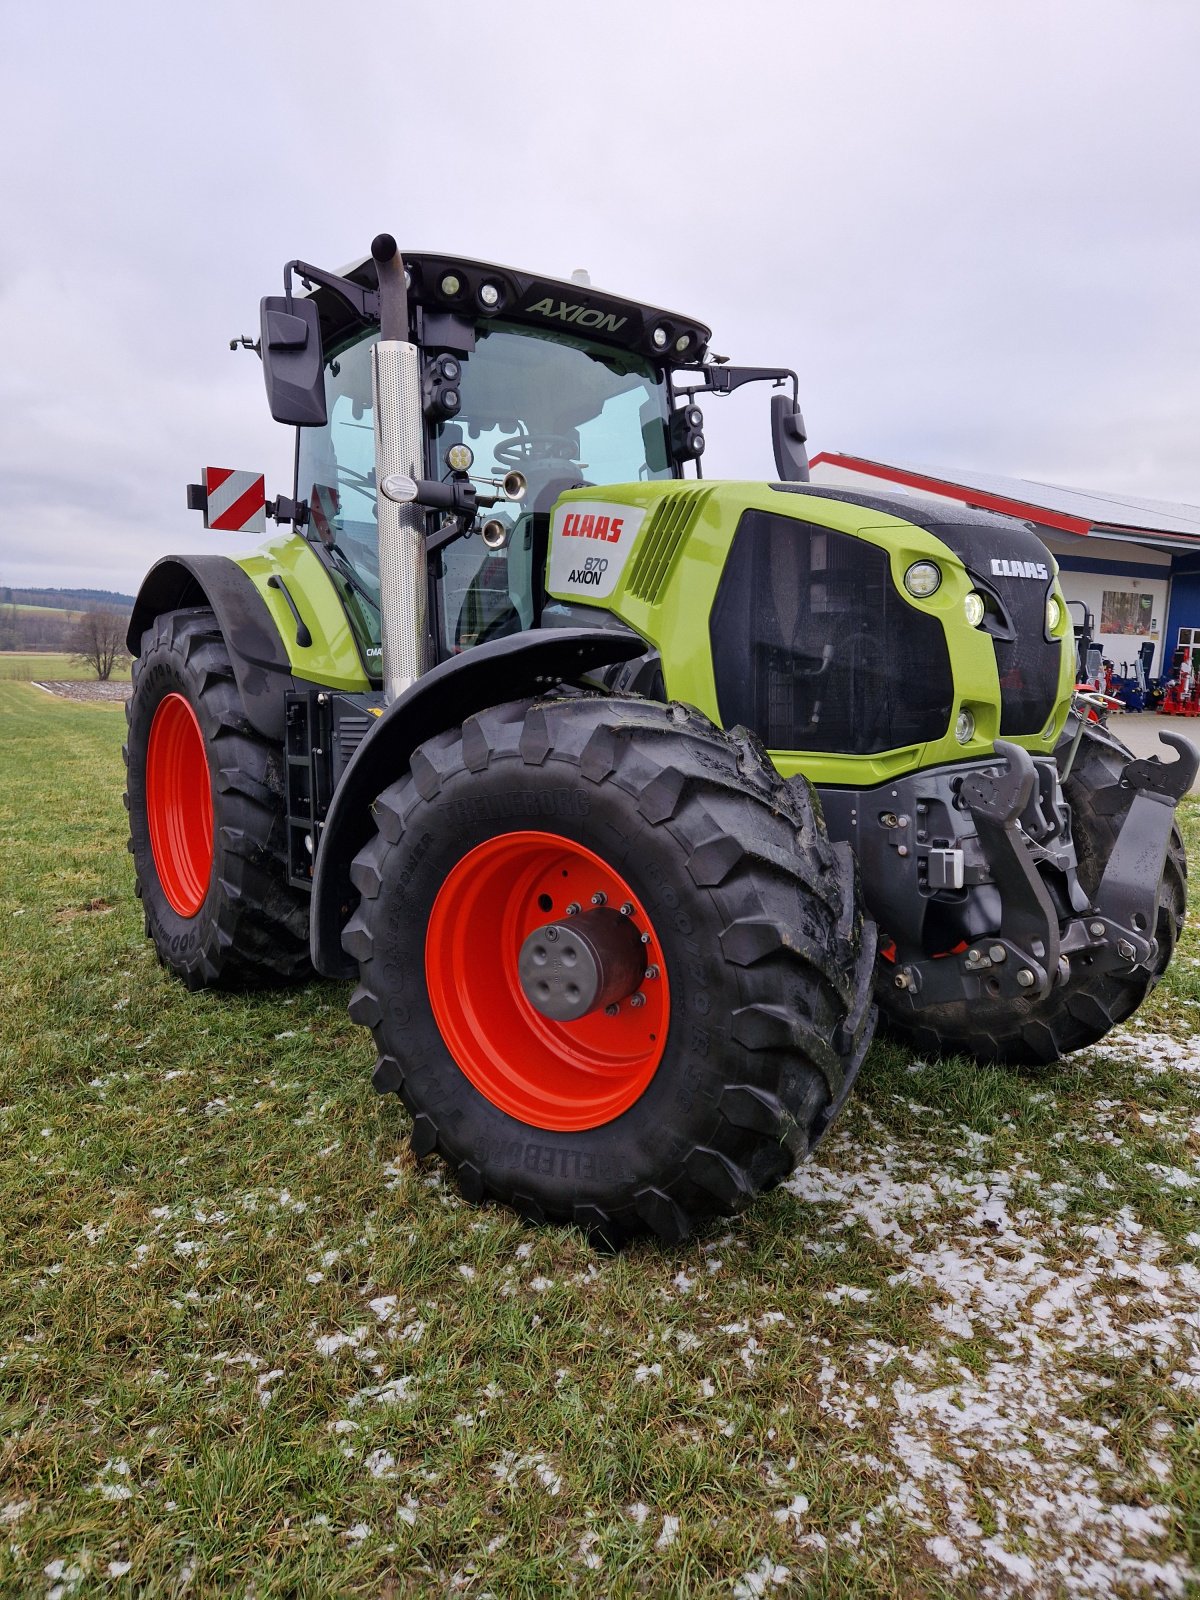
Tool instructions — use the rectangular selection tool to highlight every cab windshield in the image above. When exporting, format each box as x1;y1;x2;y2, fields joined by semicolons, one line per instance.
295;321;673;668
437;323;673;651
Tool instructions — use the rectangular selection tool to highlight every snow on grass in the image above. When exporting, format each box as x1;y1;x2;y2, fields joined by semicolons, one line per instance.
787;1064;1200;1600
1097;1030;1200;1076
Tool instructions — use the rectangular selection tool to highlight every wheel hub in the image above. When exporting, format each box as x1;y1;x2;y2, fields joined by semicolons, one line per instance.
517;908;646;1022
424;830;670;1131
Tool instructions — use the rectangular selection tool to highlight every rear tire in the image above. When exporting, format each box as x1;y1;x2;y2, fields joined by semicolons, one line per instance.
124;608;311;989
878;718;1187;1065
342;696;877;1244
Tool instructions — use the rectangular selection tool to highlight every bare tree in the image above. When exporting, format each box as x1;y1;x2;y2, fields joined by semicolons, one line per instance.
73;608;128;681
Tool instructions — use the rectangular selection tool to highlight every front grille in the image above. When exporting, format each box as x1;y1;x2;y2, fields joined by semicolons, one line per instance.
982;574;1059;735
709;511;954;754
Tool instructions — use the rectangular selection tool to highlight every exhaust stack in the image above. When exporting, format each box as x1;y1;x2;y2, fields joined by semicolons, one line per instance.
370;233;428;699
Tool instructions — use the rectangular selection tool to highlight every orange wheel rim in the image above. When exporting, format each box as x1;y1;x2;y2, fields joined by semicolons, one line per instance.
146;693;213;917
425;831;670;1131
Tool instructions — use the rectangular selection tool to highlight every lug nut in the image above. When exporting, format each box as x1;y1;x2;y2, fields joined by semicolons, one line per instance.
640;932;650;945
1089;921;1105;937
605;1003;620;1017
619;902;634;916
591;892;607;906
645;965;660;980
630;993;646;1008
989;945;1006;963
565;902;580;916
1016;968;1036;988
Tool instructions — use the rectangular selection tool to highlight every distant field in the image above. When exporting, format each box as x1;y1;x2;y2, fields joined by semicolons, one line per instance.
1;677;1197;1599
0;653;99;682
11;604;82;620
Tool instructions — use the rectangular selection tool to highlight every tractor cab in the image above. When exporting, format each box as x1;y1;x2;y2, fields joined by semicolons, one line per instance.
281;251;803;677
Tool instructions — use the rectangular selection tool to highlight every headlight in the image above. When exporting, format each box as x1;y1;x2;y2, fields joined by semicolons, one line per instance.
955;708;976;744
1047;594;1062;633
964;591;986;627
904;561;942;598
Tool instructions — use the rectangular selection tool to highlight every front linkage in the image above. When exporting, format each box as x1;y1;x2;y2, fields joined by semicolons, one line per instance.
823;720;1196;1032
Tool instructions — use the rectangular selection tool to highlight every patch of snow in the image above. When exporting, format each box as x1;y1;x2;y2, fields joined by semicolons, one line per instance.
655;1515;680;1550
733;1556;791;1598
365;1449;397;1480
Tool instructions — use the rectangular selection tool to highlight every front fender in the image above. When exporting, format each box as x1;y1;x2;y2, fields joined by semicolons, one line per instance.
310;627;644;978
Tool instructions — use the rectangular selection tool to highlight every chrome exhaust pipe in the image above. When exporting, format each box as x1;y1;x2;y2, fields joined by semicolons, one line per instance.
370;233;428;700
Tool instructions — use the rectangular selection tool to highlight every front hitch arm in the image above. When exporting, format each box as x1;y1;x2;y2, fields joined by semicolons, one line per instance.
1089;731;1198;963
955;742;1062;998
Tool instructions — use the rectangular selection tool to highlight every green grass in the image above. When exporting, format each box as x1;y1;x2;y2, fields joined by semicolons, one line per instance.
0;652;100;682
1;678;1197;1598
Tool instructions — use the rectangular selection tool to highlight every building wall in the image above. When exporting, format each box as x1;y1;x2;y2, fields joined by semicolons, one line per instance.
1164;570;1200;670
1042;536;1171;676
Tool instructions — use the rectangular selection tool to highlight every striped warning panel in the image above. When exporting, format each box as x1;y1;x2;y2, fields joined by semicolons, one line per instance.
203;467;266;533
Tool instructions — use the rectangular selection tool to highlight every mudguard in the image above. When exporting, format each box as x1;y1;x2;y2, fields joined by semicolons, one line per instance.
127;555;302;744
310;627;645;979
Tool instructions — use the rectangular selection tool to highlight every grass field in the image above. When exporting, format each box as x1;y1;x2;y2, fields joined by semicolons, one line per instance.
1;679;1197;1598
0;653;98;683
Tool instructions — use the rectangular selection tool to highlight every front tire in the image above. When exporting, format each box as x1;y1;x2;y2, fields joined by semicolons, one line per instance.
124;608;311;989
342;696;876;1244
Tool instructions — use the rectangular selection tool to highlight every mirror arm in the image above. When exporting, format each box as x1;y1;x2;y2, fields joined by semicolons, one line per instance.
283;259;380;326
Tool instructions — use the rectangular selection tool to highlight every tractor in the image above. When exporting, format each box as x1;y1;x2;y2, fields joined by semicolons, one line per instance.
124;236;1196;1245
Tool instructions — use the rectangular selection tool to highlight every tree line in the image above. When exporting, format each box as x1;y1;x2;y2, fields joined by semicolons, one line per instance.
0;587;134;678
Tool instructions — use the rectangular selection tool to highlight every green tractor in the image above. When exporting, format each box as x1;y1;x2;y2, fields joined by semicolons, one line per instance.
125;236;1195;1245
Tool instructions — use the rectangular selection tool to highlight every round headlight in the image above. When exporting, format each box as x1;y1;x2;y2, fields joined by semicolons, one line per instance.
675;333;691;353
479;281;501;308
652;325;669;349
446;442;474;473
904;561;942;598
1046;595;1062;633
964;591;986;627
439;273;462;297
955;709;976;744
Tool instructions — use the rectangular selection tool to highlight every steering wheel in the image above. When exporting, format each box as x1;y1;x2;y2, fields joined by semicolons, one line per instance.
493;433;581;467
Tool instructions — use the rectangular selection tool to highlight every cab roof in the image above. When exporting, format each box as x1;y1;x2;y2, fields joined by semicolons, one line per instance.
305;249;712;367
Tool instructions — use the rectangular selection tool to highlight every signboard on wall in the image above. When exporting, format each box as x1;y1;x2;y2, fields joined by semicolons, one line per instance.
1101;590;1156;638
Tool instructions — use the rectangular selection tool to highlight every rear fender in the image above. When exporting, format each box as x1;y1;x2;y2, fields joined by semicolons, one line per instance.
127;554;301;743
310;627;645;978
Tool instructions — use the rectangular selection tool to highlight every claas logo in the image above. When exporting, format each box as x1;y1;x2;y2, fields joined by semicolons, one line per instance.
561;511;625;543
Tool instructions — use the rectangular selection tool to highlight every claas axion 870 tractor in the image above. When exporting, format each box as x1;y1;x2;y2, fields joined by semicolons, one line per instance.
125;235;1196;1245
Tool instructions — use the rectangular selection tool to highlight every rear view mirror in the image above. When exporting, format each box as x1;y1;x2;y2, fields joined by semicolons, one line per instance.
259;296;327;427
771;392;809;482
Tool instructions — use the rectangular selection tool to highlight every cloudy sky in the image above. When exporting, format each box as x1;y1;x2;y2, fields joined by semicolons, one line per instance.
2;0;1198;595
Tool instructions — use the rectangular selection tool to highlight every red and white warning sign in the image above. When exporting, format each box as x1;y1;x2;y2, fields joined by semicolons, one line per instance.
203;467;266;534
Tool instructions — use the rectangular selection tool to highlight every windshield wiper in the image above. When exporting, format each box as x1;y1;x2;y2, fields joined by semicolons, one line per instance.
326;542;381;613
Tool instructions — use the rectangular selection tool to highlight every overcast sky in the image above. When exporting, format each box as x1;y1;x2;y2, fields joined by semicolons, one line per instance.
2;0;1199;595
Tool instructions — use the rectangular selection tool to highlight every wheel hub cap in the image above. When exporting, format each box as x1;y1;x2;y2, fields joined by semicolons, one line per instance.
517;908;646;1022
